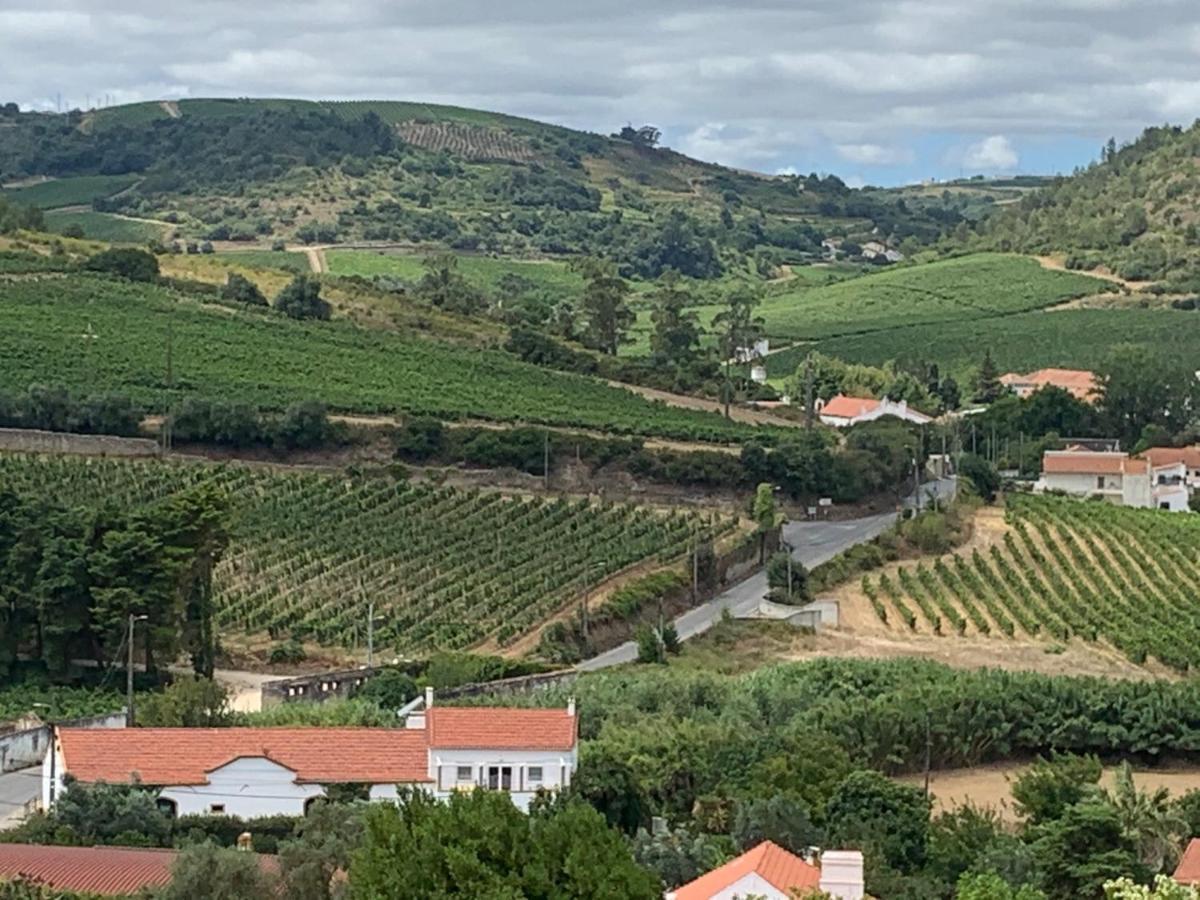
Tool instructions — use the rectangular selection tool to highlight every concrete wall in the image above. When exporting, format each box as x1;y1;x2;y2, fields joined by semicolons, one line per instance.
2;710;125;773
0;428;160;458
261;669;376;708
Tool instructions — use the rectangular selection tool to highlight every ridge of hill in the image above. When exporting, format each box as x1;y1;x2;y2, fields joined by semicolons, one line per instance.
0;97;964;275
963;122;1200;284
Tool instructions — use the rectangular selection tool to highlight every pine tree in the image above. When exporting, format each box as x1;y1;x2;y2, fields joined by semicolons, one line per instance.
974;349;1003;404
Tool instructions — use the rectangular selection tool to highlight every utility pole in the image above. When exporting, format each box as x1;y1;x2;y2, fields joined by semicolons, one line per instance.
126;614;147;727
367;600;375;669
912;454;921;514
803;354;815;429
691;543;699;604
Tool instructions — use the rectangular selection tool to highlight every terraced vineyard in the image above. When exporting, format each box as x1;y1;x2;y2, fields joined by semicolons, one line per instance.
1;174;140;209
757;253;1105;343
0;455;736;651
0;273;777;443
863;495;1200;671
395;121;535;161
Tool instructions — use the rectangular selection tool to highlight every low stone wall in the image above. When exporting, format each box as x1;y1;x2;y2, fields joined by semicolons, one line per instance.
260;668;376;708
0;710;126;773
0;428;160;458
439;669;576;700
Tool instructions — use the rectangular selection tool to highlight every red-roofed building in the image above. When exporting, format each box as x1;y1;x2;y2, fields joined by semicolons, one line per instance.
43;693;578;818
1175;838;1200;885
1139;446;1200;489
1039;450;1188;510
0;843;277;896
666;842;864;900
817;394;932;428
999;368;1100;403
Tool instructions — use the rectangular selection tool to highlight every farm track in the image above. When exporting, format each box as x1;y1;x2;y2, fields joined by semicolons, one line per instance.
606;381;801;429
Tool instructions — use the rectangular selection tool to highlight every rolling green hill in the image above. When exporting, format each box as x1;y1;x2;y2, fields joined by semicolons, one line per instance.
757;253;1106;341
964;123;1200;282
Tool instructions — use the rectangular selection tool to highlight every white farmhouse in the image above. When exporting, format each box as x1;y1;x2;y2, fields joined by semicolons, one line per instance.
817;394;933;428
42;697;577;818
1039;451;1188;511
667;841;864;900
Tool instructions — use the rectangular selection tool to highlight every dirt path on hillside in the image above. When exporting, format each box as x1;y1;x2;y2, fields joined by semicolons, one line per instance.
1034;254;1152;291
160;100;181;119
607;381;801;429
299;247;327;274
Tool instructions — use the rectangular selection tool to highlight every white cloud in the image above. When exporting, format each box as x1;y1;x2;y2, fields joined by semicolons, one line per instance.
835;143;915;166
961;135;1020;171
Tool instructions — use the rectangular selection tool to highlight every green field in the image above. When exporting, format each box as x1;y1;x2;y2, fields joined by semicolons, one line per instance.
0;685;125;722
865;494;1200;672
623;303;727;356
765;307;1200;381
326;250;582;292
0;274;776;443
215;249;313;275
43;209;167;243
0;455;733;650
757;254;1106;341
2;174;139;209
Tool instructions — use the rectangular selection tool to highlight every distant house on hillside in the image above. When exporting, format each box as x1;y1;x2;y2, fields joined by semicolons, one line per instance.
1139;446;1200;490
861;241;904;263
43;692;578;817
817;394;933;428
1038;450;1188;510
734;338;770;364
666;841;864;900
999;368;1099;403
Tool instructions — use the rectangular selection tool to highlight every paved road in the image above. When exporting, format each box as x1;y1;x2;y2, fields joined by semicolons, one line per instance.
578;477;956;671
0;767;39;829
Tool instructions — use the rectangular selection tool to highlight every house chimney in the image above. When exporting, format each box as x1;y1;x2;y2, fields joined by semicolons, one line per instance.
236;832;253;852
567;696;576;717
424;686;434;709
818;850;864;900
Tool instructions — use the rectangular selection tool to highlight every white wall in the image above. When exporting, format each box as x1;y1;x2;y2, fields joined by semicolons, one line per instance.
427;748;575;813
159;757;325;818
1043;472;1120;496
715;873;786;899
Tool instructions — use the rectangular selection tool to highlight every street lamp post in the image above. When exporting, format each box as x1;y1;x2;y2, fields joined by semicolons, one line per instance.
127;614;148;727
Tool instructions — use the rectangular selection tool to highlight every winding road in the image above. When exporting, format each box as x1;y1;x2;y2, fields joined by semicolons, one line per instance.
577;477;956;671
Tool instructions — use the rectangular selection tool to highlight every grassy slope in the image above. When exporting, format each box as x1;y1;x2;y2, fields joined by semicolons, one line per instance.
2;174;139;209
42;209;167;243
0;272;774;443
757;253;1106;341
325;250;583;292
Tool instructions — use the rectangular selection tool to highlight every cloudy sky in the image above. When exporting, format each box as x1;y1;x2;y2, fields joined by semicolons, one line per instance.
4;0;1199;185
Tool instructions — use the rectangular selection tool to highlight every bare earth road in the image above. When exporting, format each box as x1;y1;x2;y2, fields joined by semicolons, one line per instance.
578;477;957;671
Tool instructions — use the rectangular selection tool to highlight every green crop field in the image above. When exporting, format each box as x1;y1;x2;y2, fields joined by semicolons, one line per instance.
757;254;1106;341
764;306;1200;382
2;174;140;209
43;210;167;243
863;495;1200;672
325;250;582;292
215;249;313;275
0;455;734;651
0;685;125;722
0;274;776;443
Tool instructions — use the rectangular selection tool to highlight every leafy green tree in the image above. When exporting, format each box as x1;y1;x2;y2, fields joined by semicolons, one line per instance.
766;550;809;603
631;822;732;890
274;275;331;320
271;400;335;449
648;269;701;367
1098;344;1195;445
1108;762;1188;874
83;248;159;282
975;349;1004;404
1030;799;1146;900
164;840;280;900
280;800;365;900
1012;753;1103;826
571;257;634;356
957;871;1048;900
939;375;962;411
752;482;778;563
221;272;268;306
730;795;819;854
137;676;231;727
927;803;1007;887
568;744;650;836
712;285;765;417
355;669;418;709
51;779;172;847
415;254;487;315
824;770;931;875
958;453;1001;502
1104;875;1200;899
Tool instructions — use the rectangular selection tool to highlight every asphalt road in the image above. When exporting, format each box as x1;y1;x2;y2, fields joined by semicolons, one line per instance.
0;767;39;829
577;477;956;671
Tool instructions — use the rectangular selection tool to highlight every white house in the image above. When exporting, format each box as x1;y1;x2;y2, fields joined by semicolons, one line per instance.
734;338;770;365
817;394;933;428
666;841;864;900
1140;447;1200;491
42;695;577;818
1039;451;1189;511
861;241;904;263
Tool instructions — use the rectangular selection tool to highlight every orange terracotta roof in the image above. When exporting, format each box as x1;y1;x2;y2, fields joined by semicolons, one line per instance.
672;841;820;900
1042;451;1148;476
1176;838;1200;884
0;844;278;896
1000;368;1099;401
425;707;577;751
57;727;430;786
1141;447;1200;470
820;394;881;420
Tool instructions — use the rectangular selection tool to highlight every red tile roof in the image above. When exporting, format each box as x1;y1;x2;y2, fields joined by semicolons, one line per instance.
999;368;1099;402
820;395;881;420
671;841;820;900
1042;451;1148;476
425;707;577;751
57;727;430;786
1176;838;1200;884
1140;447;1200;470
0;844;278;896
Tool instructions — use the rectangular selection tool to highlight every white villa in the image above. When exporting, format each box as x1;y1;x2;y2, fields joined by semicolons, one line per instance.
817;394;933;428
1039;450;1189;511
42;692;577;818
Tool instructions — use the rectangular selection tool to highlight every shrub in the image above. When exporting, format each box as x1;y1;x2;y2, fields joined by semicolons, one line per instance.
269;639;307;664
274;275;331;320
84;248;159;282
220;273;267;306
